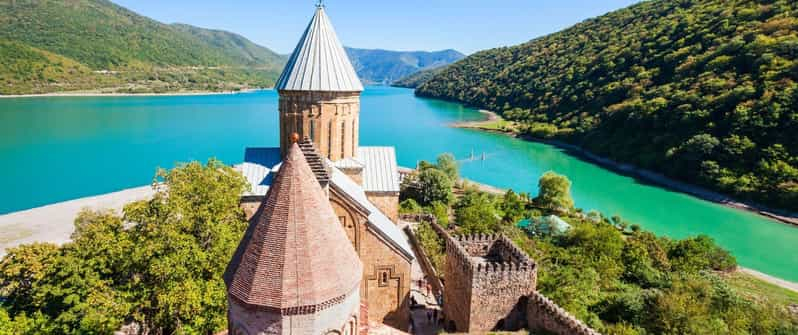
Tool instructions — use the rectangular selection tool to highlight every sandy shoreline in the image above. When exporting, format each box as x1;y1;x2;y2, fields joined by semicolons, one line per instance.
0;186;154;257
740;267;798;293
0;88;264;99
452;111;798;227
449;109;500;128
1;184;796;293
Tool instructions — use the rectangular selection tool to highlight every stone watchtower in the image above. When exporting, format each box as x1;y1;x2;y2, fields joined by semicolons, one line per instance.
275;4;364;162
224;143;363;335
443;234;537;333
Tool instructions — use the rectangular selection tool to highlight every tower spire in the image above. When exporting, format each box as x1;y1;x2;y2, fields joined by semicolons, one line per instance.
276;2;363;161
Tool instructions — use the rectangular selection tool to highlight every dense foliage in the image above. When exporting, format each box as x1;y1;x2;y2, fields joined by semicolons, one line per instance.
400;153;459;206
411;165;798;334
391;66;449;88
346;47;464;85
534;171;575;212
0;0;286;94
0;160;248;334
417;0;798;212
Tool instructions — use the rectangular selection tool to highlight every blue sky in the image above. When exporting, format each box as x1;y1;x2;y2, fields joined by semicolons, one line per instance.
113;0;641;55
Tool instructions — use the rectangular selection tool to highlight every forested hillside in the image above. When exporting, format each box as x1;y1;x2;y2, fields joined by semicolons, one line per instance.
0;0;286;94
345;47;464;84
417;0;798;212
391;66;449;88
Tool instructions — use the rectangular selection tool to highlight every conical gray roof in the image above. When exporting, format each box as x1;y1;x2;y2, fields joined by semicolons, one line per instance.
275;6;363;92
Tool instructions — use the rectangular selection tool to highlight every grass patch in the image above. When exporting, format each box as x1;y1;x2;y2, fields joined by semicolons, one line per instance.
723;271;798;307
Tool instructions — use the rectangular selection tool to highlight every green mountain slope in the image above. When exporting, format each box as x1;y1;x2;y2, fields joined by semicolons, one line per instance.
391;66;449;88
170;23;285;69
418;0;798;212
0;0;286;94
345;47;464;84
0;39;105;93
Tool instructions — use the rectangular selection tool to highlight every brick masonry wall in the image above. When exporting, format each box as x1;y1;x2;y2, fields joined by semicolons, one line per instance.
468;264;535;332
366;193;399;223
443;235;473;333
443;234;538;333
227;289;360;335
526;291;601;335
279;91;361;161
342;167;364;186
330;191;411;331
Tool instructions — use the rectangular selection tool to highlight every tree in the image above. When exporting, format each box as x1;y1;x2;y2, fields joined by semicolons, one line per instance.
122;159;248;333
435;153;459;182
430;201;450;227
455;190;500;234
535;171;575;212
500;190;526;224
0;159;249;334
401;168;453;206
668;235;736;273
399;199;423;214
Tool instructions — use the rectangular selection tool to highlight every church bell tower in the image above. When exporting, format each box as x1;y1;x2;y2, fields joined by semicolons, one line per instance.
275;4;364;161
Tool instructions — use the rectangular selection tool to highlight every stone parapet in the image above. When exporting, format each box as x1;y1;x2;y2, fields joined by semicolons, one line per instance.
527;291;601;335
444;233;537;333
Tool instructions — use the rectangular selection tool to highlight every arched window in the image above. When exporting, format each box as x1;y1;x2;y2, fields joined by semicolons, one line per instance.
340;120;346;157
379;271;389;286
327;121;333;156
310;119;316;141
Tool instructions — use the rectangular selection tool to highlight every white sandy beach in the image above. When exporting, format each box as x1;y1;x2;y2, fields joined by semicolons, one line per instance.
0;186;154;257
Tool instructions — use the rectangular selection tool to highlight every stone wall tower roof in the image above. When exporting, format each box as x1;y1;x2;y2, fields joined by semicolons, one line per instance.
225;142;362;310
275;6;364;92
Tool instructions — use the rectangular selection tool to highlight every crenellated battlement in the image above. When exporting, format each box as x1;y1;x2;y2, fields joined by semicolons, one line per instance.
442;230;599;334
443;232;538;333
527;291;600;335
446;233;536;275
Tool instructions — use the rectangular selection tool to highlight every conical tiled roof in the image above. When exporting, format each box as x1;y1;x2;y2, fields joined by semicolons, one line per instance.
225;143;362;310
275;6;364;92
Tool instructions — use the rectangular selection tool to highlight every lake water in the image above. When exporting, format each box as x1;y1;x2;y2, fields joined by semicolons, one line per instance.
1;87;796;281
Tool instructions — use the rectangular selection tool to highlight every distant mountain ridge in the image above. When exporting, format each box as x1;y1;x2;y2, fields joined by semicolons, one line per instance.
0;0;286;94
0;0;462;94
344;47;464;85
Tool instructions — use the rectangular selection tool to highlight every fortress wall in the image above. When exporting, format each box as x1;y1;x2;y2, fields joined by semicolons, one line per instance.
526;291;601;335
444;233;537;333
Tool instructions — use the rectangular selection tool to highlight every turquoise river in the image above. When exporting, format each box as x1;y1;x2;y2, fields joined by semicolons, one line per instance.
1;87;796;281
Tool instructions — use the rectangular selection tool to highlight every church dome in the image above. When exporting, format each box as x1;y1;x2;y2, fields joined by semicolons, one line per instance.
225;142;363;310
275;6;364;92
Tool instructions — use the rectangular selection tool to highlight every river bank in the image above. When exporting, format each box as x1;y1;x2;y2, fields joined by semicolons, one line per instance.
451;111;798;227
1;184;797;295
0;186;154;258
0;88;262;99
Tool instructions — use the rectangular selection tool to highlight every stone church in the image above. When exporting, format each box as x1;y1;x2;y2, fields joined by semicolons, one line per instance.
225;4;413;334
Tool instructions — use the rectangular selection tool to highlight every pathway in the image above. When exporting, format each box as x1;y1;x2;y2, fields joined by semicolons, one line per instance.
400;220;444;335
409;259;443;335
